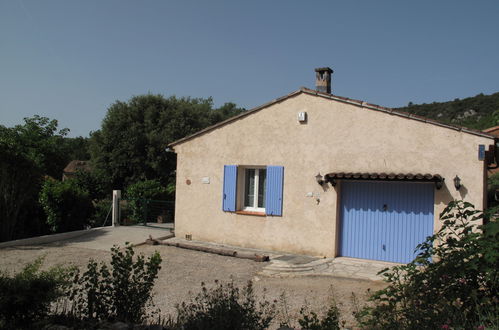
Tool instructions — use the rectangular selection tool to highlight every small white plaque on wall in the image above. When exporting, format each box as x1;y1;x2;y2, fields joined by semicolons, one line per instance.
201;177;210;184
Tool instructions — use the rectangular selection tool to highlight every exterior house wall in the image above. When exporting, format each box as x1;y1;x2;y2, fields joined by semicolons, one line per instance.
173;92;492;257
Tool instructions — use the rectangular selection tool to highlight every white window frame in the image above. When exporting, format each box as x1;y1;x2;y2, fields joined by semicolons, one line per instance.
237;166;266;213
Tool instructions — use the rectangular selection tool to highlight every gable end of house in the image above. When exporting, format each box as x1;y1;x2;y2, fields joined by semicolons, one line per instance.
168;88;494;148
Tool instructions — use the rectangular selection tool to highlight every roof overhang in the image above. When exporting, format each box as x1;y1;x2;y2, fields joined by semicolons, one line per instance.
325;172;445;190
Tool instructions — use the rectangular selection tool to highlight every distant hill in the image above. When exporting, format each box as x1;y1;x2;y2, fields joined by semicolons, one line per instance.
395;92;499;130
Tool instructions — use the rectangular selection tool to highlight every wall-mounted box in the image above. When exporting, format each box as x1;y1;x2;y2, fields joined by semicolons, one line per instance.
298;112;307;122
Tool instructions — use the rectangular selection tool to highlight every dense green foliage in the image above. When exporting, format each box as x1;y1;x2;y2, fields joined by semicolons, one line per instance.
173;280;276;330
39;178;94;233
356;201;499;329
486;172;499;217
89;94;244;191
297;300;342;330
125;179;168;201
396;92;499;130
71;169;111;201
68;244;162;323
0;116;69;241
124;179;168;224
0;258;69;329
0;94;243;241
60;136;90;161
88;198;112;227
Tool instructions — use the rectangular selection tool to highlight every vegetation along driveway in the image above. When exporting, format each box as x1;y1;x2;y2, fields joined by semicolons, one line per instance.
0;227;386;327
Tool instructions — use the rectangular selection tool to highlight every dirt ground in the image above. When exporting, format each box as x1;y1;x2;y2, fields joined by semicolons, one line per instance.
0;243;386;328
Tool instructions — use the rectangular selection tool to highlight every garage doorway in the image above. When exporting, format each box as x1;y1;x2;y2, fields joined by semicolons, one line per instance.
339;181;434;263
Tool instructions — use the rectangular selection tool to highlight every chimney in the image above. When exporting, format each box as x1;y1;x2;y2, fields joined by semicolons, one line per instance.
315;67;333;94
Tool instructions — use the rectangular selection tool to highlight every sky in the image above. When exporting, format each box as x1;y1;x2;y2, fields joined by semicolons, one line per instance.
1;1;498;137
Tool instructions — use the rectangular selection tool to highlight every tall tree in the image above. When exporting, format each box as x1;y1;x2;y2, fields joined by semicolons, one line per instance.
61;136;90;161
0;116;68;241
89;94;244;192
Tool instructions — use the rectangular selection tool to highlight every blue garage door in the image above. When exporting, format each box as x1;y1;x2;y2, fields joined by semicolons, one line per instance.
339;181;434;263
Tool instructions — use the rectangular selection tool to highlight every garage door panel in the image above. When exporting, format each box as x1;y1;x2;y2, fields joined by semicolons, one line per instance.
340;181;434;263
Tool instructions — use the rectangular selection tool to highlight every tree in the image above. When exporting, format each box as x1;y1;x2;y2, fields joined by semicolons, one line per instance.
61;136;90;161
39;178;94;233
0;116;69;241
0;138;42;241
89;94;244;192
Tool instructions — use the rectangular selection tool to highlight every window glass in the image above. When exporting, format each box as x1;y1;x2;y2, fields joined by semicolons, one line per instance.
258;169;266;208
244;169;255;207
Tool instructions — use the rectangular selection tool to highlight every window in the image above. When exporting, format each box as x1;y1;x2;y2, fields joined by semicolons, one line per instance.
222;165;283;216
243;168;266;212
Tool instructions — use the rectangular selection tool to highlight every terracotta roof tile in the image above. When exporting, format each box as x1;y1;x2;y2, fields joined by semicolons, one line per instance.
325;172;444;189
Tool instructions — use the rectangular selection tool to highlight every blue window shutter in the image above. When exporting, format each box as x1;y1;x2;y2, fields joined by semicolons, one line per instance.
265;166;284;216
222;165;237;212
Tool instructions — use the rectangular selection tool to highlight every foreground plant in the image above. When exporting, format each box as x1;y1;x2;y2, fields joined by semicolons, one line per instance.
298;298;343;330
0;257;70;329
173;280;276;330
355;200;499;329
68;243;162;323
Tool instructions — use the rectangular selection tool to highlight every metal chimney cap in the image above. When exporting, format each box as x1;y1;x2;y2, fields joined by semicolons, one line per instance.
315;67;333;73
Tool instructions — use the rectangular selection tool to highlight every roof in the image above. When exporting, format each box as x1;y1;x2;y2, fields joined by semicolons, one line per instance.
325;172;445;189
168;87;495;147
63;160;91;173
483;125;499;137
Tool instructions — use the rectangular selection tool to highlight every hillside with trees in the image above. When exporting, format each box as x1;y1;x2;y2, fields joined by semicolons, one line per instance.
395;91;499;130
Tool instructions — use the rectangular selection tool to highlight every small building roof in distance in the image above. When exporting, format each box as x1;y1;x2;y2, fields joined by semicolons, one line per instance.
63;160;91;173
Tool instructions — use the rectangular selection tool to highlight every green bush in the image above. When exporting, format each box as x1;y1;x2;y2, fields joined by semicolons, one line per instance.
356;200;499;329
298;299;342;330
72;169;111;201
39;178;94;233
487;172;499;202
125;179;167;223
68;244;162;323
0;258;69;329
88;198;112;227
173;280;276;330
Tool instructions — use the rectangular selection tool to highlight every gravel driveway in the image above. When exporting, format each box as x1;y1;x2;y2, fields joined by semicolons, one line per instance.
0;242;385;328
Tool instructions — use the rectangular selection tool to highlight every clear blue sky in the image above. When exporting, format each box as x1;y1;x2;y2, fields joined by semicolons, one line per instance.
1;0;498;137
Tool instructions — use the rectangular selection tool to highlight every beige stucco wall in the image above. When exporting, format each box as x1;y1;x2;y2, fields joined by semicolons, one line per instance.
173;92;492;257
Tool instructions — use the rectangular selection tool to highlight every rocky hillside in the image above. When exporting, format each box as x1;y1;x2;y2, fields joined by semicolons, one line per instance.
395;92;499;130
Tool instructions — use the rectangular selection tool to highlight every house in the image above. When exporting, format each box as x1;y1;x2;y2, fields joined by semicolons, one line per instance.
483;125;499;137
483;126;499;175
169;68;495;263
62;160;91;181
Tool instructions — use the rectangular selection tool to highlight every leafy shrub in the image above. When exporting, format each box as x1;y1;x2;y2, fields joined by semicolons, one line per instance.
173;280;276;330
72;169;111;201
68;244;162;323
39;178;94;233
298;298;342;330
356;201;499;329
0;257;69;329
88;198;112;227
125;179;167;223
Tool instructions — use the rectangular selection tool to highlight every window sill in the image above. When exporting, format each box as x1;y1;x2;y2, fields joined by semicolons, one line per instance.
235;210;266;217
